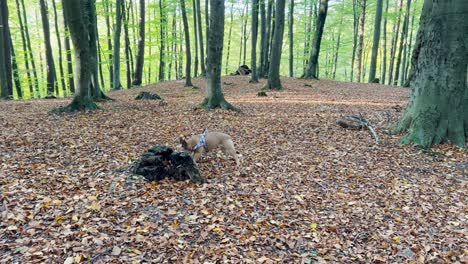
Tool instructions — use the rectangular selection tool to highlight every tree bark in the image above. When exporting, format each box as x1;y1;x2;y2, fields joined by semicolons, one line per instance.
158;0;166;81
0;0;13;99
123;2;132;88
15;0;34;97
402;2;416;86
303;0;328;79
105;0;114;88
393;0;411;86
288;0;294;77
392;0;468;148
132;0;145;86
381;0;389;83
192;0;199;77
10;38;22;99
63;8;75;94
51;0;67;94
332;17;343;80
368;0;383;83
180;0;193;87
350;0;359;82
196;0;206;76
250;0;259;83
263;0;286;90
201;0;238;111
259;0;266;76
40;0;58;95
388;0;403;85
113;0;124;89
225;3;234;74
355;0;366;82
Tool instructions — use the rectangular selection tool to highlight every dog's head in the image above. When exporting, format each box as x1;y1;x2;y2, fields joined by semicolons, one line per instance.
179;137;189;151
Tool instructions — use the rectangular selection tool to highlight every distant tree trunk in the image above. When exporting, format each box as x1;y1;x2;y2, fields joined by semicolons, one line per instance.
62;10;75;94
105;0;114;88
169;15;177;80
0;0;13;99
402;2;416;86
303;0;328;79
10;38;22;99
22;0;39;96
225;3;234;74
40;0;58;95
259;0;266;76
51;0;67;93
381;0;389;83
15;0;34;97
196;0;206;76
123;2;132;88
393;0;411;86
238;6;246;67
113;0;124;90
242;2;249;65
263;0;286;90
350;0;359;82
250;0;259;83
388;0;403;85
201;0;238;111
368;0;383;82
288;0;294;77
132;0;145;86
262;0;274;77
192;0;199;77
180;0;193;87
332;17;343;80
205;0;209;57
58;0;100;111
392;0;467;148
178;21;184;79
96;25;106;89
158;0;166;81
355;0;366;82
303;0;314;73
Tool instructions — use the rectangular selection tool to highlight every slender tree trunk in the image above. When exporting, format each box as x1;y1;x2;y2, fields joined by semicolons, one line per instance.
96;25;106;89
113;0;124;89
205;0;209;58
388;0;403;85
392;0;467;148
355;0;366;82
63;10;75;94
332;17;343;80
10;37;22;99
21;0;39;96
381;0;389;82
259;0;266;76
242;2;249;65
51;0;67;93
250;0;260;82
263;0;286;90
201;0;238;111
169;15;177;80
15;0;34;97
262;0;273;77
158;0;166;81
123;2;132;88
225;3;234;74
303;0;313;73
105;0;114;88
196;0;206;76
303;0;328;79
132;0;145;86
180;0;193;87
239;7;245;67
394;0;411;86
350;0;359;82
402;2;416;86
288;0;294;77
40;0;58;95
0;0;13;99
192;0;199;77
368;0;383;82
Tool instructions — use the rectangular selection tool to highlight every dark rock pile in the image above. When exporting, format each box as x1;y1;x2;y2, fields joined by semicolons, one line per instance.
135;91;162;100
133;145;205;183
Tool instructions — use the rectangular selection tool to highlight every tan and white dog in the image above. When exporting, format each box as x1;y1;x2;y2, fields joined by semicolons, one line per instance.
180;131;240;166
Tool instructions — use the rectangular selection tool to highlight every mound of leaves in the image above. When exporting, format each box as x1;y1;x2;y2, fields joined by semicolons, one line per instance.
133;145;204;183
135;91;162;100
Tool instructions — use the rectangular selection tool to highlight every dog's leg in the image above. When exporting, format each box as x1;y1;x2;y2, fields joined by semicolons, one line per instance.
192;151;202;165
224;140;240;166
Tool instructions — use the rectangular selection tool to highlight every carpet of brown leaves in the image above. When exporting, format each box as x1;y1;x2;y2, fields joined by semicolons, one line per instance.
0;76;466;263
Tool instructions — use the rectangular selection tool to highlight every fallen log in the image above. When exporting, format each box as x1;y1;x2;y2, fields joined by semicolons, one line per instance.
337;114;380;144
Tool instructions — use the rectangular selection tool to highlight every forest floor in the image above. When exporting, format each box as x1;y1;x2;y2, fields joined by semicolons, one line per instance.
0;76;466;263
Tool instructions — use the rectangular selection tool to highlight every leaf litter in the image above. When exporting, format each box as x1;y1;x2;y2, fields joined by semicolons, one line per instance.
0;76;466;263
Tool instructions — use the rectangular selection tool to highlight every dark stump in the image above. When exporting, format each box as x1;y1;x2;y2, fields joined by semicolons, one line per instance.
133;145;205;183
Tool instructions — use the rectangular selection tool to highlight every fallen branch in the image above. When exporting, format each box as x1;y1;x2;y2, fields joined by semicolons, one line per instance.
337;114;380;144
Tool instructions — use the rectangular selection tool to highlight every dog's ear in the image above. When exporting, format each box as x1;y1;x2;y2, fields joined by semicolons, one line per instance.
179;137;188;150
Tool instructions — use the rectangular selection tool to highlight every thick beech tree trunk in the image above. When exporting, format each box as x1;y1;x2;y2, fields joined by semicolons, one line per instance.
368;0;383;83
263;0;286;90
303;0;328;79
250;0;259;83
40;0;58;95
180;0;193;87
201;0;238;111
132;0;145;86
392;0;468;148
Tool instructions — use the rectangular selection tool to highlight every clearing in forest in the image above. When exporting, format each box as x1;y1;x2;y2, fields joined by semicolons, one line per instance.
0;76;466;262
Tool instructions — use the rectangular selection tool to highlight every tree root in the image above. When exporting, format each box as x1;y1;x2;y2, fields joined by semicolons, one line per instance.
337;114;380;144
51;97;100;113
199;98;241;112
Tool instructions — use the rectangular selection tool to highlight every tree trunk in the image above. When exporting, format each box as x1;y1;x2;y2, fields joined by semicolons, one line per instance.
259;0;266;76
132;0;145;86
355;0;366;83
288;0;294;77
225;3;234;74
392;0;468;148
196;0;206;76
192;0;199;77
250;0;260;83
381;0;389;83
105;0;114;88
368;0;383;83
393;0;411;86
40;0;58;96
242;2;249;65
180;0;193;87
20;0;39;96
402;2;416;86
63;9;75;94
303;0;328;79
169;15;176;80
303;0;314;74
158;0;166;81
113;0;124;89
201;0;238;111
238;6;245;67
51;0;67;94
388;0;403;85
0;0;13;99
15;0;34;97
123;2;132;88
263;0;286;90
350;0;359;82
10;38;22;99
262;0;273;77
332;17;343;80
205;0;209;57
